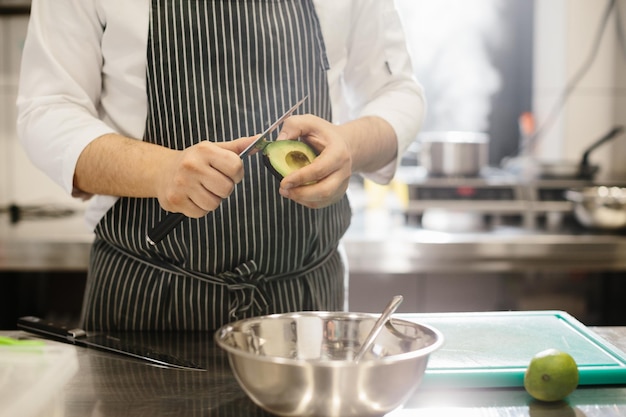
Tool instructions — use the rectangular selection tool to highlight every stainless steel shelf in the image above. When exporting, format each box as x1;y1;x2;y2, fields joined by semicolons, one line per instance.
405;200;575;214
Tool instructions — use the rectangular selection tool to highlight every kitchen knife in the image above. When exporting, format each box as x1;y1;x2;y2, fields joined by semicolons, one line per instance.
17;316;205;371
237;96;308;158
146;96;308;246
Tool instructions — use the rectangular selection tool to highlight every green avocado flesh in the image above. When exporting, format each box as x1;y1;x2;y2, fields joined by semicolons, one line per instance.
262;140;317;179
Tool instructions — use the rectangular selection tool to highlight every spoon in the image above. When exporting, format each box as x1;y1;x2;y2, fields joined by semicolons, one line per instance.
354;295;404;362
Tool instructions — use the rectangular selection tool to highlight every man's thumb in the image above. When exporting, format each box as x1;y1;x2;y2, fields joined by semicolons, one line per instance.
220;135;259;155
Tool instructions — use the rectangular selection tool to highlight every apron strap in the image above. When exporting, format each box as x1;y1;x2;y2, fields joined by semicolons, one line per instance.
100;240;338;319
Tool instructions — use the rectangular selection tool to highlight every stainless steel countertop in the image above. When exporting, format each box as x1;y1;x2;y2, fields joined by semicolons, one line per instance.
3;325;626;417
2;210;626;273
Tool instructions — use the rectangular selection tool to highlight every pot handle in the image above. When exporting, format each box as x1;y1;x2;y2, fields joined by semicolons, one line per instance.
580;125;624;170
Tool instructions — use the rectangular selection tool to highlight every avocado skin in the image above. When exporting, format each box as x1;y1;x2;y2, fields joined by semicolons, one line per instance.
263;157;286;181
262;140;317;180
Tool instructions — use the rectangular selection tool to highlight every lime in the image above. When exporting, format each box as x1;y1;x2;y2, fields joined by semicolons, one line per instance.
524;349;579;402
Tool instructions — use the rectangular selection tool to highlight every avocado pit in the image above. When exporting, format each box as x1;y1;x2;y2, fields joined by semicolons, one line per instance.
285;150;311;170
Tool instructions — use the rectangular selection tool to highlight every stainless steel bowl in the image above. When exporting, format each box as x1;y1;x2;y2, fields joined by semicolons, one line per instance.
566;186;626;230
215;311;443;417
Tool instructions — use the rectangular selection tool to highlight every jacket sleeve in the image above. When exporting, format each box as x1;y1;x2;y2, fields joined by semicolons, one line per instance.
317;0;426;184
16;0;115;197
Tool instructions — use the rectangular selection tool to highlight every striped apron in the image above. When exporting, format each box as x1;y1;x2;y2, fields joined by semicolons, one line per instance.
80;0;352;331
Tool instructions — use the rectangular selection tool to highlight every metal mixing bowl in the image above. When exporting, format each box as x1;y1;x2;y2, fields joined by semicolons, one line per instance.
215;311;443;417
566;186;626;230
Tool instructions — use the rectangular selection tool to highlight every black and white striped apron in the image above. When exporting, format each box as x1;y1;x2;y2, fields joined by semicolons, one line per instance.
80;0;351;331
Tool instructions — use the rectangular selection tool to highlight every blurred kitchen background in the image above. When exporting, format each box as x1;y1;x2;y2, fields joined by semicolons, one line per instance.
2;0;626;328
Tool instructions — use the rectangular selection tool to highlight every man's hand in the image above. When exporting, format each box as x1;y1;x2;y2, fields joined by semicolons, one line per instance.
156;136;256;217
274;114;397;209
273;115;352;209
74;134;257;217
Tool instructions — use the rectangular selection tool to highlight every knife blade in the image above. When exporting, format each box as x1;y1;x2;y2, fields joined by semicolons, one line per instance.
146;96;307;246
17;316;205;371
237;96;308;158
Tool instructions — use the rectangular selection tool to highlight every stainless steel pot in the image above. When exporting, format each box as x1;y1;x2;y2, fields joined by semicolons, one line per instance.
501;125;623;180
419;131;489;177
538;126;623;180
565;186;626;230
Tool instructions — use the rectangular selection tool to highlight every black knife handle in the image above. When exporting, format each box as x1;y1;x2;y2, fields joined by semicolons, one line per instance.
146;212;186;246
17;316;85;342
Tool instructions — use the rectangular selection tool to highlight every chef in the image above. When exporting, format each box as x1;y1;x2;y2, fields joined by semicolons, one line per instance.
17;0;425;331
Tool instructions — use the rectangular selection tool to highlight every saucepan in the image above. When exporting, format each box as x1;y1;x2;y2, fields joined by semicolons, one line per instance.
502;125;623;180
418;131;489;177
565;186;626;230
537;126;623;180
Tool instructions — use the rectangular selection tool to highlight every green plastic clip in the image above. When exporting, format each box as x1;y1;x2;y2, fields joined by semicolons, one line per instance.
0;335;45;348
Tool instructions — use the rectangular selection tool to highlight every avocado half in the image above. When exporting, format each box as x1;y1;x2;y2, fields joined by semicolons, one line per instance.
262;140;317;179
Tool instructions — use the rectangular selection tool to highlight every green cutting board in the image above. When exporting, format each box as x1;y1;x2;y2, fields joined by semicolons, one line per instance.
400;310;626;389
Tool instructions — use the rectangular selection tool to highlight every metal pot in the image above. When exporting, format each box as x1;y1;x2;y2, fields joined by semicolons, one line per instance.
501;125;623;180
565;186;626;230
538;126;623;180
419;131;489;177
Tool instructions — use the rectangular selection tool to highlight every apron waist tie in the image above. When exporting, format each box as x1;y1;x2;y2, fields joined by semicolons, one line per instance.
220;261;270;319
101;240;337;319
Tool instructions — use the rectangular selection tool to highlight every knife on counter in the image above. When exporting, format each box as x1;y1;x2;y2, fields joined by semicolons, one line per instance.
17;316;205;371
145;96;308;246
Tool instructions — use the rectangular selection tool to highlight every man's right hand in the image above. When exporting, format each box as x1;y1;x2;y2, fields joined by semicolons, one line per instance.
156;136;257;217
73;134;257;218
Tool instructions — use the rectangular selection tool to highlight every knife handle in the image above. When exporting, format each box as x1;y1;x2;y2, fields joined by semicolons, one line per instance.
146;212;185;246
17;316;85;341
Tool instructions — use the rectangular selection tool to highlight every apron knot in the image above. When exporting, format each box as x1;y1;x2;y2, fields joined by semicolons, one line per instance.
219;260;270;320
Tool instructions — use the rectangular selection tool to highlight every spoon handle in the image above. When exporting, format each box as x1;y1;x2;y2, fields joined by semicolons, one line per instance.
354;295;404;362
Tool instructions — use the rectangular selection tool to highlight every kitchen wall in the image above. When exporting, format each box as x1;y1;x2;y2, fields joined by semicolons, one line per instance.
0;9;85;212
534;0;626;181
615;2;626;176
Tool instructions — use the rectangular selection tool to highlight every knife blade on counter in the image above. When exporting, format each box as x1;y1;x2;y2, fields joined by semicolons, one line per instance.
17;316;205;371
145;96;308;246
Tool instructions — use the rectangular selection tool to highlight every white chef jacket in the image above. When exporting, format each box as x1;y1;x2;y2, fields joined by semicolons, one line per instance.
17;0;425;230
